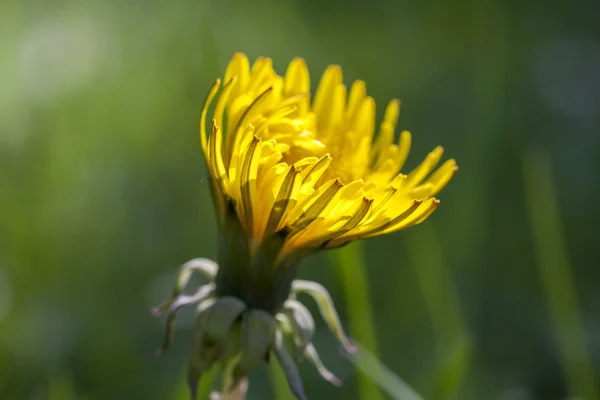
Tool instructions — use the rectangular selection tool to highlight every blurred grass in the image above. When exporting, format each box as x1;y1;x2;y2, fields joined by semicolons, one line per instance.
404;224;471;400
47;374;75;400
330;242;385;400
523;150;599;400
348;345;424;400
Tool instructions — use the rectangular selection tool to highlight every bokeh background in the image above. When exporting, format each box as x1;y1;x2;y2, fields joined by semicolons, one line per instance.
2;0;599;399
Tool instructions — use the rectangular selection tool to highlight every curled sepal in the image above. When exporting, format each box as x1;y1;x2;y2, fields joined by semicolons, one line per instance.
231;310;277;386
280;299;315;358
304;343;342;387
292;280;357;353
277;300;342;387
273;330;308;400
156;283;216;356
152;258;219;315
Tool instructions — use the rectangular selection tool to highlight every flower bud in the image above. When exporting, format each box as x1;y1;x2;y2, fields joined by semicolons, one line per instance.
202;296;247;345
232;309;277;384
188;297;246;397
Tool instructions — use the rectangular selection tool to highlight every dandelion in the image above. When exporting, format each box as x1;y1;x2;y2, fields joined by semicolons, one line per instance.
153;53;457;400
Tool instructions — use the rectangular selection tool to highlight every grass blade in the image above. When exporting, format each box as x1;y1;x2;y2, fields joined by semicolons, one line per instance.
523;150;599;400
403;224;471;400
330;242;385;400
347;344;425;400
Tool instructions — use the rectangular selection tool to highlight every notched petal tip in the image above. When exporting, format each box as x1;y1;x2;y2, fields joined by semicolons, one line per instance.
326;64;343;74
291;56;307;64
225;74;238;85
448;158;459;172
383;98;401;126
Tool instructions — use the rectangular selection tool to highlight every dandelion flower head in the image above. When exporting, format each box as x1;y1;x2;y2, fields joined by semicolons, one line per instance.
201;53;457;265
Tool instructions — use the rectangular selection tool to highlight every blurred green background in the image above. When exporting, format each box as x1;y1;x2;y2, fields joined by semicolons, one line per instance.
2;0;599;399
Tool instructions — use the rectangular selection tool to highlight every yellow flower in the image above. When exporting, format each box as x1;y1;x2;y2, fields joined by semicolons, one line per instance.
154;53;457;400
201;53;456;264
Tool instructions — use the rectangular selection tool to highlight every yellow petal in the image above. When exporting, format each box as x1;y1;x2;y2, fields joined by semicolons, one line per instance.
383;99;400;128
255;162;288;238
352;96;375;141
313;65;343;125
288;179;343;232
213;75;238;154
265;166;302;234
300;154;331;190
240;136;262;233
209;121;228;199
427;159;458;196
225;53;250;99
405;145;444;188
371;198;439;237
227;87;274;162
303;197;373;248
396;130;412;172
229;124;256;185
200;79;221;155
284;58;310;115
347;80;366;120
249;57;275;94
